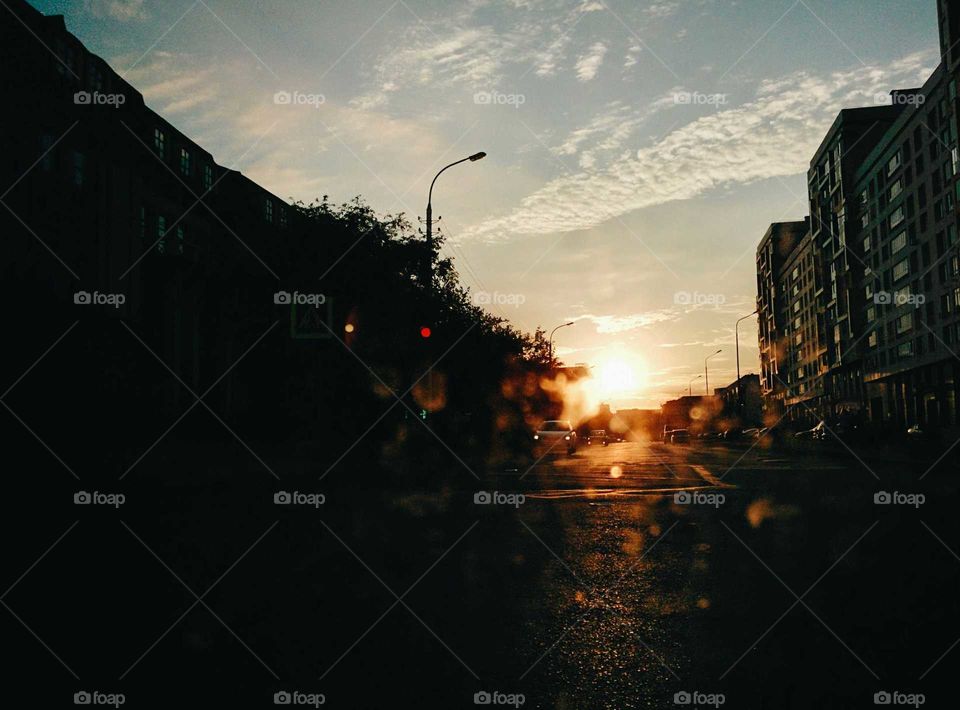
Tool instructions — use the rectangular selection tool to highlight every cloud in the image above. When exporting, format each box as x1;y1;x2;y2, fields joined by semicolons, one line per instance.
84;0;146;21
573;310;677;334
645;2;680;19
460;51;935;241
575;42;607;81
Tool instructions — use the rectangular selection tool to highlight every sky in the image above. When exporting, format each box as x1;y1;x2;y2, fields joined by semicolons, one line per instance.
29;0;942;409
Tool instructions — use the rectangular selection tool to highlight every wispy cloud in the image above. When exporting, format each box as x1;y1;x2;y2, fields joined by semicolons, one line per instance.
572;310;677;334
461;51;934;242
575;41;607;81
84;0;147;21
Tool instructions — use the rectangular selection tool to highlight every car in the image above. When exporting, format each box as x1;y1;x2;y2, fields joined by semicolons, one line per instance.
669;429;690;444
795;420;827;440
586;429;608;446
533;420;577;455
662;426;675;442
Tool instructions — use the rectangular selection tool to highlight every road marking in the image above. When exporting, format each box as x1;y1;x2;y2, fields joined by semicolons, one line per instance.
690;464;735;488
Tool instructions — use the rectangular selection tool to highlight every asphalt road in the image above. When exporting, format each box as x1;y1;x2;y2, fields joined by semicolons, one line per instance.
4;437;957;708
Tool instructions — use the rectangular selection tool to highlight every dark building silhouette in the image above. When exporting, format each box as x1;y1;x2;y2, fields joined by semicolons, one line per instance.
714;374;762;428
756;0;960;433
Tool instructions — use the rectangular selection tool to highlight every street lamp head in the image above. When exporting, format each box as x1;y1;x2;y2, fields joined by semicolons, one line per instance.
469;151;487;161
564;321;574;326
715;349;723;354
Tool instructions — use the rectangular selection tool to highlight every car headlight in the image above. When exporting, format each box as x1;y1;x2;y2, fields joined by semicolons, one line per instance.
564;435;570;440
533;434;539;440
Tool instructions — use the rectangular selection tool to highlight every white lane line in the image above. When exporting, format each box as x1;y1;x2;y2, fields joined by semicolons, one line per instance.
690;464;736;489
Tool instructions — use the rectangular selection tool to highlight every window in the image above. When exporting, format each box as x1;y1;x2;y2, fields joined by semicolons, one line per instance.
72;151;84;187
859;189;868;206
887;151;901;176
861;212;870;229
180;148;191;176
891;231;908;254
279;207;287;228
896;312;913;334
264;199;274;223
154;128;166;159
868;331;878;348
889;206;904;229
203;164;213;190
889;178;903;200
867;306;876;322
893;258;910;281
863;234;872;253
157;215;166;253
898;341;914;358
794;300;801;313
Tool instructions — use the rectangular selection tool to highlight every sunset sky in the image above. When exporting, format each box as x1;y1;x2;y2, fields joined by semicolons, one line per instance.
33;0;941;408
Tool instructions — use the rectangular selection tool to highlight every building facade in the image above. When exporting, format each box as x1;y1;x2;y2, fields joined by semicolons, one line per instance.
755;0;960;432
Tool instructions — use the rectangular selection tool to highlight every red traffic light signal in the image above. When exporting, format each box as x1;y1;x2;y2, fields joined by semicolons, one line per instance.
419;326;432;339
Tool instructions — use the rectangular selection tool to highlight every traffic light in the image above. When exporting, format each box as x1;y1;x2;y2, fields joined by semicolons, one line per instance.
419;325;432;339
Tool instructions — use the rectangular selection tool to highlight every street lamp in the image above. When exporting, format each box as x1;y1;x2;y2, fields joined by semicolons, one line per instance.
688;374;702;396
548;321;574;363
424;152;486;284
705;349;722;395
735;309;759;382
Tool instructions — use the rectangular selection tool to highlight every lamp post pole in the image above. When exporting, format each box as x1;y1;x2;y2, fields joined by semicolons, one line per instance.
548;321;574;363
688;374;702;397
705;349;722;395
425;152;486;285
735;309;759;383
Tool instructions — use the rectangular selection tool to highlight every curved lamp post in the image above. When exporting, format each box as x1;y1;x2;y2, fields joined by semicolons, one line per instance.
424;152;486;284
688;374;702;397
548;321;574;363
735;309;759;382
705;349;722;395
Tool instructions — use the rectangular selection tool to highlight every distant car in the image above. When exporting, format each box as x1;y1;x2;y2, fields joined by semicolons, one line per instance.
662;426;675;442
534;420;577;455
669;429;690;444
586;429;608;446
795;421;826;440
723;428;751;442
